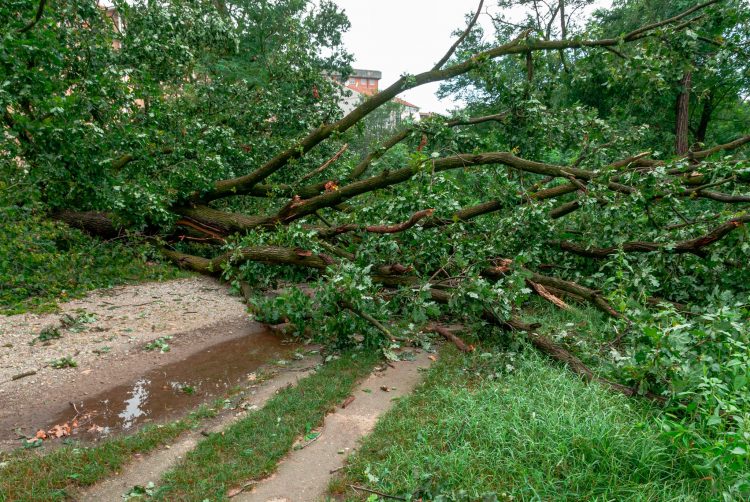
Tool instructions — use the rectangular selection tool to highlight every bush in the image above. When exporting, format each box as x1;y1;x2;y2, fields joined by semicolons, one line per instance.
0;207;185;314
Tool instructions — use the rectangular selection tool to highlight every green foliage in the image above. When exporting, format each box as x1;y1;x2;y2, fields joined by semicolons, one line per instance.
251;262;396;348
614;301;750;491
0;207;185;314
3;0;750;492
1;0;352;226
144;336;173;353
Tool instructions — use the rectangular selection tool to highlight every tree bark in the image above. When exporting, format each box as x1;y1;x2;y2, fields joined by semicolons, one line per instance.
51;210;123;239
694;91;713;145
675;71;692;155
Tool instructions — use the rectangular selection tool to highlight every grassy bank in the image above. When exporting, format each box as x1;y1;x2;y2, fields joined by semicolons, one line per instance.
333;345;717;501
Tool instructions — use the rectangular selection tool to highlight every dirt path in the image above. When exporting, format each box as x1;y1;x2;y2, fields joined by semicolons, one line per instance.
239;351;433;502
0;277;268;450
78;356;321;502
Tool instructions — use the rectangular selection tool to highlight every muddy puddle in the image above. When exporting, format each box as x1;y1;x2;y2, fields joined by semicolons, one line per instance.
44;327;293;442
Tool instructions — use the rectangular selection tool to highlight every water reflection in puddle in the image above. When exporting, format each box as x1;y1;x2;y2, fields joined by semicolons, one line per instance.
119;378;149;430
47;327;292;441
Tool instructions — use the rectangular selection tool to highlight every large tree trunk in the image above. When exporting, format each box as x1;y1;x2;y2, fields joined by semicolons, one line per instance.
52;210;123;239
675;71;692;155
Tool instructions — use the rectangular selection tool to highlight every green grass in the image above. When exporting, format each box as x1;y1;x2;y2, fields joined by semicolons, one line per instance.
153;351;379;501
0;207;187;315
334;345;718;501
0;405;218;502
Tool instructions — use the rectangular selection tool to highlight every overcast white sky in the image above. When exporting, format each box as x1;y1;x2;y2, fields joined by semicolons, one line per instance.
331;0;609;113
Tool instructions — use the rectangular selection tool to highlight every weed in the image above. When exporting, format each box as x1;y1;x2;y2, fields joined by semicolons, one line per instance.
35;326;62;343
123;482;156;500
60;310;97;332
144;336;172;353
48;357;77;369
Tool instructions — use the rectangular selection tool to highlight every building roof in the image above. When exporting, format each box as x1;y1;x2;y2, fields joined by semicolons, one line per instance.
351;69;382;80
392;97;419;110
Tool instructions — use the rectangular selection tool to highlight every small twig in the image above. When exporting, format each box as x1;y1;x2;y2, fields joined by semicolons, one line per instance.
227;481;258;498
69;401;82;421
297;143;349;183
341;301;394;340
11;370;37;381
298;431;321;449
432;0;485;71
348;484;406;501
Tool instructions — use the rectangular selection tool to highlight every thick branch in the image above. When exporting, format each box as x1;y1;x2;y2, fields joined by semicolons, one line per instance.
554;214;750;258
162;246;332;274
51;210;123;239
320;209;434;237
18;0;47;33
174;205;270;234
428;324;474;352
481;262;622;318
445;111;510;127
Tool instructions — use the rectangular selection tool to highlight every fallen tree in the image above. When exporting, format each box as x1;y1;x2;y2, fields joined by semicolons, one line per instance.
4;0;750;414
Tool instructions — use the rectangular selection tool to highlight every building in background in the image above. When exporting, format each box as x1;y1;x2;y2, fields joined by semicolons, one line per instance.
336;68;421;123
344;69;382;95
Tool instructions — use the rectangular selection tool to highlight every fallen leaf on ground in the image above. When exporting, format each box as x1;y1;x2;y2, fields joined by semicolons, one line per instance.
47;423;71;438
341;396;355;408
34;429;47;440
380;386;391;392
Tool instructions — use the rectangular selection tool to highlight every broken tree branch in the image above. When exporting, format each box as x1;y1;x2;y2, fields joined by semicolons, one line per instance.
428;324;474;352
554;214;750;259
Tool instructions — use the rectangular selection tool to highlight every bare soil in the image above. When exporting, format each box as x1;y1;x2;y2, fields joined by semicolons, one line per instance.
0;277;264;449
